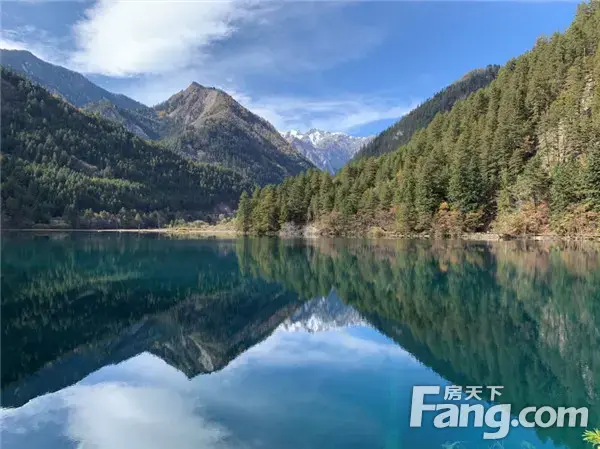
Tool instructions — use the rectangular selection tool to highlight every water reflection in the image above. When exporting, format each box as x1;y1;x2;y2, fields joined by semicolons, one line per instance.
1;234;599;449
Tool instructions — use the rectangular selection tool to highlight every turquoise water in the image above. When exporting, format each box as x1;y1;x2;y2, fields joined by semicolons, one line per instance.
1;234;599;449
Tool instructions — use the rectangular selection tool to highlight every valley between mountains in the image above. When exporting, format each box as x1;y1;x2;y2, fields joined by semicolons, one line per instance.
0;48;499;230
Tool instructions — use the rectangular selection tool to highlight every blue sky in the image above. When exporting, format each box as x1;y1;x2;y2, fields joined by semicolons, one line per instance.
1;1;578;136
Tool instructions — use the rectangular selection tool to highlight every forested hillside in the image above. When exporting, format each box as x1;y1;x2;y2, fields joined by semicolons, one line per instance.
238;2;600;237
353;65;500;160
0;69;250;228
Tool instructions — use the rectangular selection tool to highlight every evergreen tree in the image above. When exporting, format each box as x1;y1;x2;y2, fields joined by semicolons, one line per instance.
318;171;335;215
550;161;581;217
253;186;279;234
236;191;252;233
585;144;600;208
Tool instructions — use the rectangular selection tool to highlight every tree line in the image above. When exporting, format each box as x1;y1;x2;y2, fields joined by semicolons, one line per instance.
237;2;600;237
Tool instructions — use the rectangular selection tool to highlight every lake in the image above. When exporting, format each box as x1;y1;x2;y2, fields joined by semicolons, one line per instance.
1;233;599;449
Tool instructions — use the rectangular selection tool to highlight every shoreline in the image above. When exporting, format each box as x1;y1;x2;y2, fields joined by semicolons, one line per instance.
3;228;600;242
1;227;239;236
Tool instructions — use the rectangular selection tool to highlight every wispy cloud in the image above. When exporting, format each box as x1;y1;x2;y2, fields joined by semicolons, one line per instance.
64;384;231;449
231;91;419;133
109;78;416;134
0;26;69;66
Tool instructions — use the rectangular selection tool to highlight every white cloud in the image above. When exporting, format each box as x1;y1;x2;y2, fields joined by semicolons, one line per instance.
64;384;229;449
70;0;266;76
231;91;420;133
69;1;380;78
1;380;234;449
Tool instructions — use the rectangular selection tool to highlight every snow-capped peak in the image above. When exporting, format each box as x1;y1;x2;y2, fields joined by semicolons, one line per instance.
281;129;374;174
278;289;367;333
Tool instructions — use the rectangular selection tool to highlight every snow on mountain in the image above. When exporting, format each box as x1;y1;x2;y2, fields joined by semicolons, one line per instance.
279;289;367;333
281;129;374;174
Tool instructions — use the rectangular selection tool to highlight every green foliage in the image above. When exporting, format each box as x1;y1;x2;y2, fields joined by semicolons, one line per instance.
252;186;279;234
585;144;600;208
583;429;600;448
236;191;252;233
0;69;251;228
238;2;600;236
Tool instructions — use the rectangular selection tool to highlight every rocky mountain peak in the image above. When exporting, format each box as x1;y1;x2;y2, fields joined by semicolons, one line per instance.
155;83;231;127
152;80;313;184
279;290;366;333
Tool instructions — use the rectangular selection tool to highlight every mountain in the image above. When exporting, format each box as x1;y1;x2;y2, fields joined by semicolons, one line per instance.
353;65;500;160
281;129;374;174
155;83;314;185
0;69;250;228
0;49;145;110
279;289;366;332
1;287;302;408
0;235;306;406
238;2;600;237
0;50;315;186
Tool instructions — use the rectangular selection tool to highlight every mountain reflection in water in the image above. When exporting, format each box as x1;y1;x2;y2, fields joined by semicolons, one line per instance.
1;234;599;449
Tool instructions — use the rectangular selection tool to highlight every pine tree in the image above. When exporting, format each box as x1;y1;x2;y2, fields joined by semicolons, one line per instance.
414;151;445;229
254;186;279;234
378;181;393;211
249;187;262;231
585;143;600;208
395;164;416;232
550;161;581;217
318;171;335;215
236;191;252;233
496;170;513;215
359;189;376;220
288;175;306;224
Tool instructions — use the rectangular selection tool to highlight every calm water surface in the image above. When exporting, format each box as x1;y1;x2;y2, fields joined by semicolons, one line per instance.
1;234;599;449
